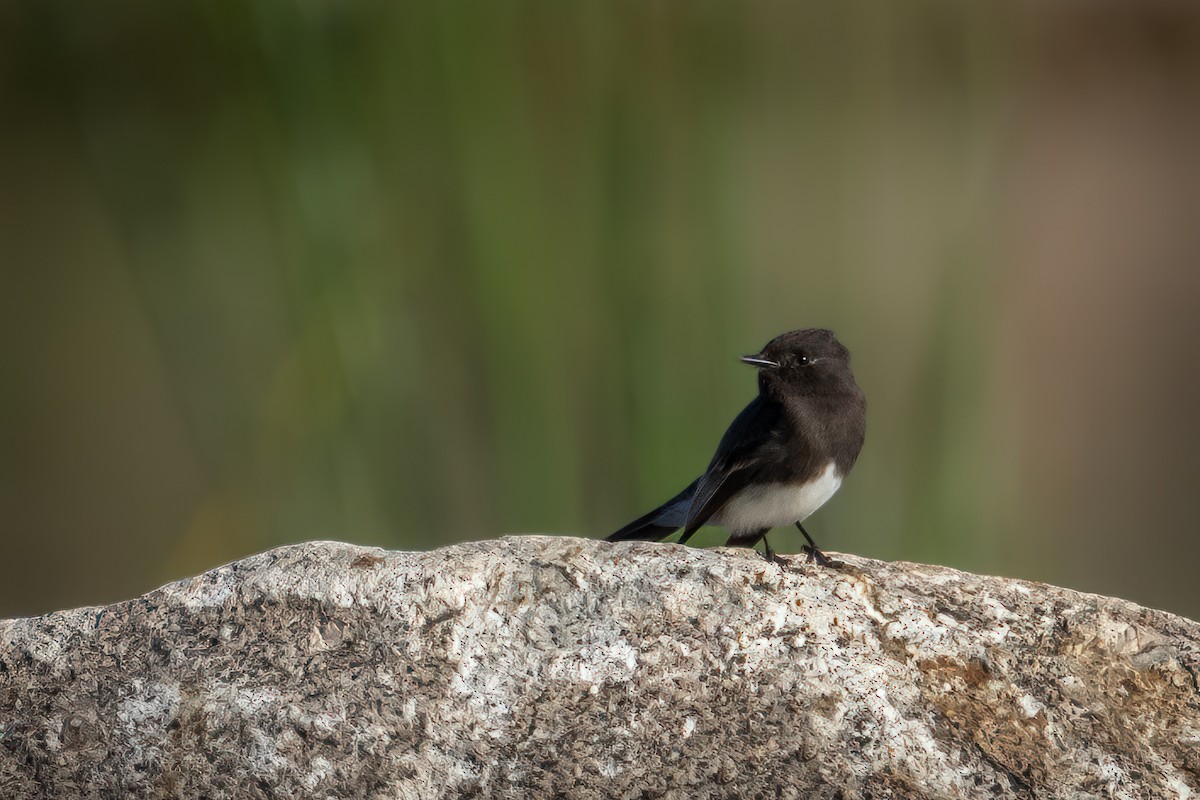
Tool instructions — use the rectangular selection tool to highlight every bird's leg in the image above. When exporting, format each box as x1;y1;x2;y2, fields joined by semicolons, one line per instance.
795;522;834;567
761;533;780;565
725;529;783;565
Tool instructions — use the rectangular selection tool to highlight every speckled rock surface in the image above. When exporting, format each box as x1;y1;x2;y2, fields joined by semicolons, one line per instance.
1;537;1198;799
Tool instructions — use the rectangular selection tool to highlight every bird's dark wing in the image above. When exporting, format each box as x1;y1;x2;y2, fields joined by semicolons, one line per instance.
607;478;700;542
677;396;783;544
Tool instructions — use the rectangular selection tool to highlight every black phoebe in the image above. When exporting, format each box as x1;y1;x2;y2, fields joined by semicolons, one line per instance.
608;329;866;564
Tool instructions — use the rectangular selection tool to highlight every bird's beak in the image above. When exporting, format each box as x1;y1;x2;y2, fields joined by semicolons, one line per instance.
740;354;780;368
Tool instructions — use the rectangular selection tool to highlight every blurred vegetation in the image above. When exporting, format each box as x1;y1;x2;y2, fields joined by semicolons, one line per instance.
2;2;1199;618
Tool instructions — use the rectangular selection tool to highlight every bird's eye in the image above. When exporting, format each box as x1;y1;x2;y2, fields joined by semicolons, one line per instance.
798;354;809;366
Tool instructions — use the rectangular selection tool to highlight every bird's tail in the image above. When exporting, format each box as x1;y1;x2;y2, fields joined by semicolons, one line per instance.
607;479;698;542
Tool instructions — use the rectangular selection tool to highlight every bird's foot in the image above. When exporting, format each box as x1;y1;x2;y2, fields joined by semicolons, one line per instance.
801;545;843;569
761;541;786;566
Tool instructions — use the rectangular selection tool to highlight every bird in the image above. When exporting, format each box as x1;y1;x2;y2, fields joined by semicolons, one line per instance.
607;328;865;565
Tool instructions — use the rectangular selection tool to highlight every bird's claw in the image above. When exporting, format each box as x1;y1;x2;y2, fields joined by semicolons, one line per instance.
802;545;842;569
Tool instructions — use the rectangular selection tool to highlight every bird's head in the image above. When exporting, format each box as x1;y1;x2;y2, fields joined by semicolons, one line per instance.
741;328;854;395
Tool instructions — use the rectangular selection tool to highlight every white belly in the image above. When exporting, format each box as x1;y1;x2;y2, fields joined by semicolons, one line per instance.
713;462;842;533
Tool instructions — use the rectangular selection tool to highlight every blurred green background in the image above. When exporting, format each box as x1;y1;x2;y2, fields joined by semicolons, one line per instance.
2;2;1199;619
